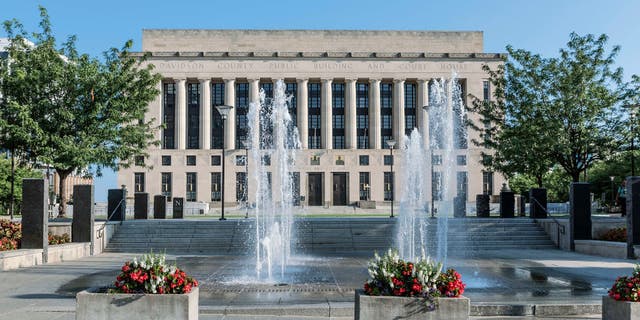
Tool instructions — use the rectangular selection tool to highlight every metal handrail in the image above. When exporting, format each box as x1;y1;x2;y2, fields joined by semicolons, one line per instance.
96;198;125;239
530;197;565;247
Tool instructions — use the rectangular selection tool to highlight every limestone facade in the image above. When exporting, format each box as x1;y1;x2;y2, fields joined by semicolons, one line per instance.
117;30;505;209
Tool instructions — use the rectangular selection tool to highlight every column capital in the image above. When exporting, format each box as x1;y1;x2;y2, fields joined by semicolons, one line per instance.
247;78;261;83
321;78;333;84
271;78;282;84
198;78;211;84
369;78;381;85
175;78;187;83
345;78;358;83
296;78;309;84
417;78;430;84
393;78;406;84
223;78;236;84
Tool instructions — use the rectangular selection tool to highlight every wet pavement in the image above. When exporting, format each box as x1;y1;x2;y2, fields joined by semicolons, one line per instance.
0;248;634;319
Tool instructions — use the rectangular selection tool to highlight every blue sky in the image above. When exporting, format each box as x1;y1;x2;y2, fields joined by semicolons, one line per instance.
2;0;639;201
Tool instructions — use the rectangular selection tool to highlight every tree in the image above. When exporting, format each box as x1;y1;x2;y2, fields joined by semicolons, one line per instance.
0;157;42;215
1;7;161;217
471;33;627;185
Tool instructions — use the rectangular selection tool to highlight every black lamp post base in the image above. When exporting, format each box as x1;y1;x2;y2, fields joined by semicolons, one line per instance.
219;217;227;221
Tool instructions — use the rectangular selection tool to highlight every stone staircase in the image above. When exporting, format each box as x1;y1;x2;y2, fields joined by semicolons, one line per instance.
104;218;555;255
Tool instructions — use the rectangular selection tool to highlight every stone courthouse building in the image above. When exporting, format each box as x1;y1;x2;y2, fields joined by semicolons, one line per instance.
117;30;505;211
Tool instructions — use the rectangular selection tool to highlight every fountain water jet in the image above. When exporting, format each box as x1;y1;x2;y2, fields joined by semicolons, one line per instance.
247;80;300;282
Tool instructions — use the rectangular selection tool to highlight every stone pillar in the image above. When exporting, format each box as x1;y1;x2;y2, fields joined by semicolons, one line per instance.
72;185;94;251
223;78;236;150
297;78;309;149
627;177;640;258
346;78;357;149
417;79;430;148
476;194;490;217
369;79;381;149
154;195;167;219
107;189;126;221
500;189;515;218
321;78;333;149
454;196;466;218
393;79;405;146
21;179;48;261
134;193;148;219
173;197;184;219
176;78;187;150
529;188;548;219
200;78;211;149
570;182;592;251
249;78;261;147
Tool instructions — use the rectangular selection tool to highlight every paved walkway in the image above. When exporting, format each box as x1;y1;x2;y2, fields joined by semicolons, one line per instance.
0;248;634;319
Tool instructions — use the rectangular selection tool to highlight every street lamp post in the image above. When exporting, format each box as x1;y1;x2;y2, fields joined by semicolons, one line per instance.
610;176;616;211
241;139;250;219
631;106;637;176
216;105;233;221
387;139;396;218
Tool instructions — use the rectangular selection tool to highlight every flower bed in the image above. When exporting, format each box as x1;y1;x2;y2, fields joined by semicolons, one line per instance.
1;219;71;251
76;252;199;320
599;227;626;242
358;249;469;320
604;264;640;319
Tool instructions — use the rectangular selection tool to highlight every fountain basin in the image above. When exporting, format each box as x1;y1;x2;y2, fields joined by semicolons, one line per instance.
355;290;470;320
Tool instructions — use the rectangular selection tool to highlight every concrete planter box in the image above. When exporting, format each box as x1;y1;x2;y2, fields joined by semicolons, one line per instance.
355;290;469;320
76;286;198;320
602;295;640;320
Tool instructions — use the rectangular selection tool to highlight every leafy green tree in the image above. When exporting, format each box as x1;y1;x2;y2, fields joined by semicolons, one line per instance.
1;7;161;217
471;33;627;186
0;157;42;215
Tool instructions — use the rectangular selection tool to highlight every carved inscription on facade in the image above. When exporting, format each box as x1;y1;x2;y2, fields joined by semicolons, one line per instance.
217;62;253;70
269;62;297;70
313;62;352;70
440;63;467;71
157;62;205;70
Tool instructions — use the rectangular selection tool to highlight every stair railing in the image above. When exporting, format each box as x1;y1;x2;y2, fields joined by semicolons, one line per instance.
96;198;125;239
530;197;565;248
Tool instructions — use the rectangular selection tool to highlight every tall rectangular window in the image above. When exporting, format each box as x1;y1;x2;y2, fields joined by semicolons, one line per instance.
457;171;468;200
483;171;494;195
454;79;468;149
186;173;197;202
308;82;322;149
384;172;394;201
134;173;145;193
211;82;225;149
236;172;247;202
261;82;274;101
429;80;443;149
359;172;370;201
236;82;249;148
161;173;172;200
162;83;176;149
483;80;491;101
380;83;393;147
260;82;274;149
286;82;297;126
432;171;443;201
187;83;200;149
405;83;417;135
356;83;369;149
332;82;345;149
211;172;221;201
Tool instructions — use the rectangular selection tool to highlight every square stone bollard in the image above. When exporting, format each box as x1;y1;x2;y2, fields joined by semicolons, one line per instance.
21;179;49;255
107;189;126;221
476;194;490;217
72;185;95;253
626;177;640;259
154;195;167;219
570;182;591;251
530;188;548;219
173;197;184;219
134;193;149;219
500;191;515;218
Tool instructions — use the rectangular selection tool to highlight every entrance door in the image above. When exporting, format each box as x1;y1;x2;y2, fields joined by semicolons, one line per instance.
333;173;347;205
308;173;323;206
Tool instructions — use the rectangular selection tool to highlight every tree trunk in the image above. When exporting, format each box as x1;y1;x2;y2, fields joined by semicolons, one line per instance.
9;149;15;220
536;175;543;188
56;169;73;218
571;171;580;183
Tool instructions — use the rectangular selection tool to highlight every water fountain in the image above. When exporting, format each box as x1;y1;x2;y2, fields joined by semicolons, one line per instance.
396;75;467;267
247;80;300;282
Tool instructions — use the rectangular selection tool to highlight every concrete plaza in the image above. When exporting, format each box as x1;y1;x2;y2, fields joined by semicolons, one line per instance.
0;247;631;319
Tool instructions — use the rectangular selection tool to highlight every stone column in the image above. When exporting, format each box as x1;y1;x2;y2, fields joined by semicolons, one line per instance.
176;78;187;150
153;79;163;143
393;79;405;147
223;78;236;150
249;78;261;147
627;177;640;258
417;79;430;148
200;78;211;149
72;185;94;249
570;182;591;251
21;179;48;261
369;79;381;149
345;78;357;149
297;78;309;149
321;78;333;149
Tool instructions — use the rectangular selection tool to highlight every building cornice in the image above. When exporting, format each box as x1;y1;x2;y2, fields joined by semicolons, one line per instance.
131;51;505;60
